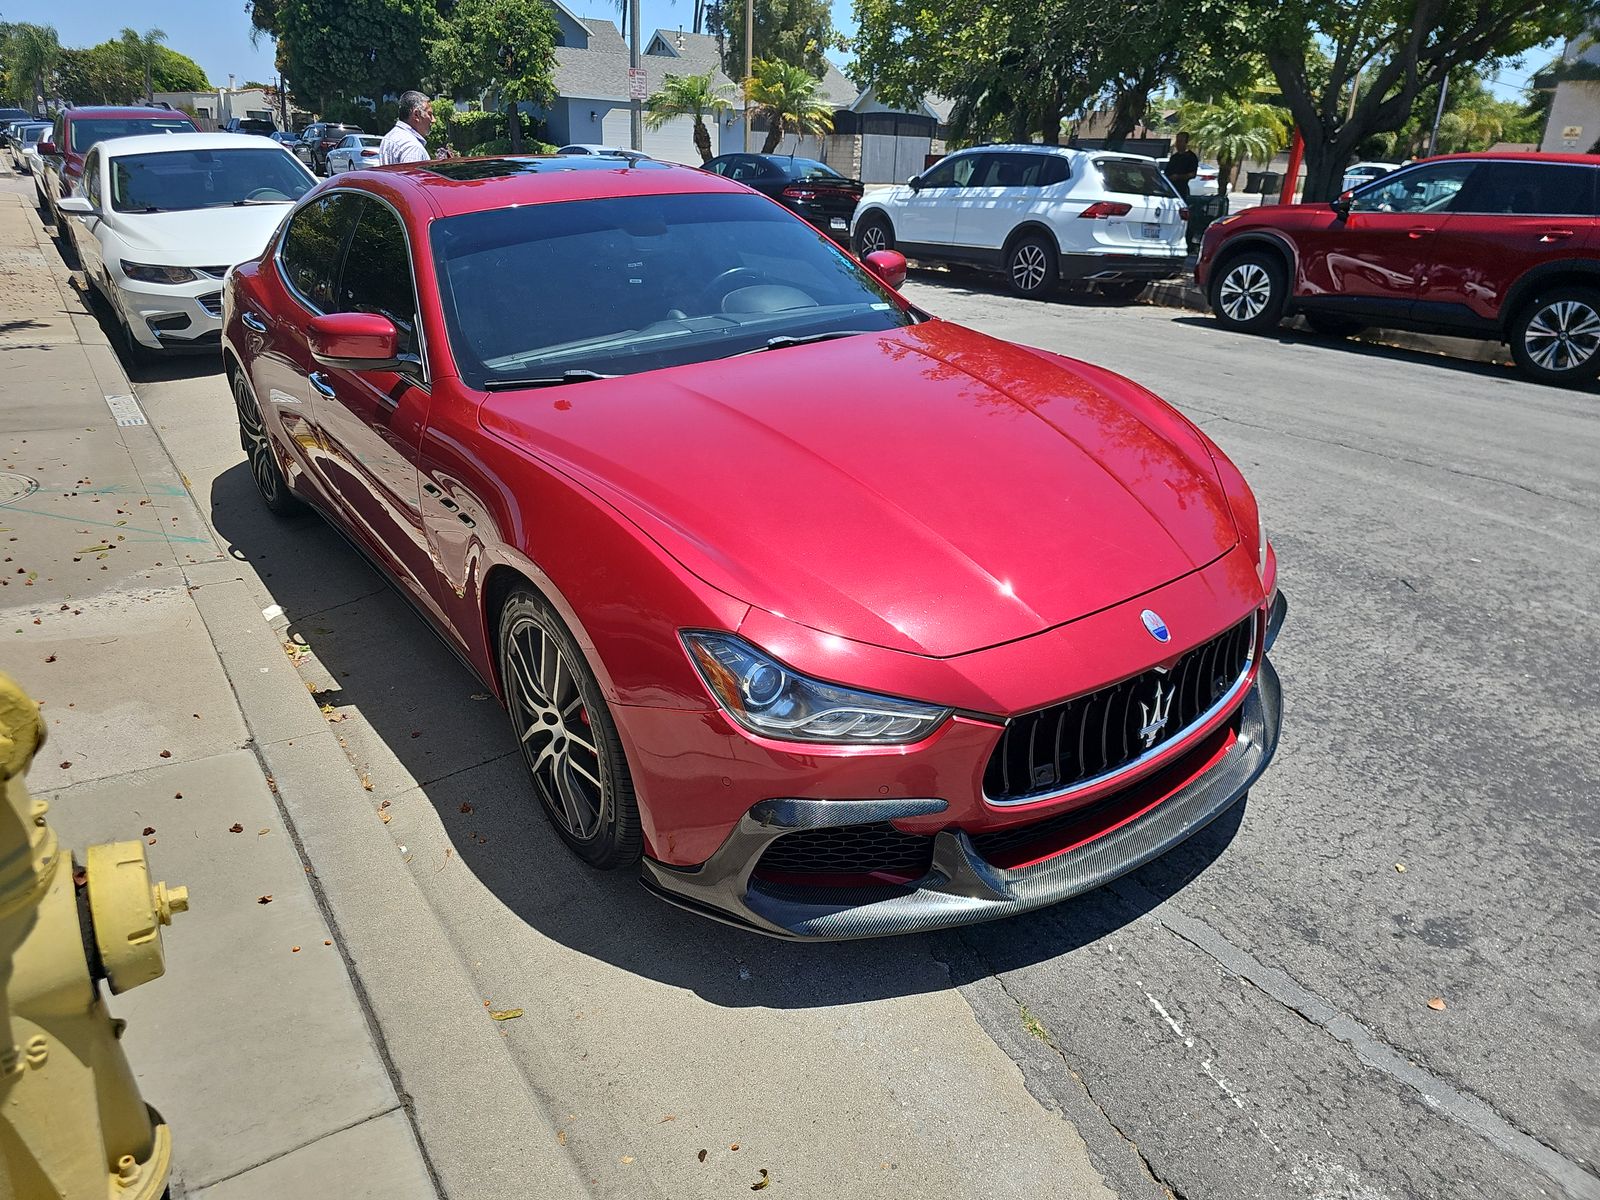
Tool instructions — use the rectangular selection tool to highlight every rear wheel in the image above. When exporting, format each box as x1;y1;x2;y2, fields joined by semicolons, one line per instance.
1509;288;1600;387
1303;312;1367;338
1006;233;1057;298
498;589;642;869
854;212;893;256
231;369;305;516
1211;251;1287;333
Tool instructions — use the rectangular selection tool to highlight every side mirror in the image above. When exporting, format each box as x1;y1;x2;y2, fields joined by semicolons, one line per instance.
864;249;908;290
907;175;922;192
56;195;94;216
307;312;417;375
37;140;56;156
1331;190;1354;217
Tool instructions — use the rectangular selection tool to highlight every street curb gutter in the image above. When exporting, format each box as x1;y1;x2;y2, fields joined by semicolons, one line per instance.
23;199;589;1198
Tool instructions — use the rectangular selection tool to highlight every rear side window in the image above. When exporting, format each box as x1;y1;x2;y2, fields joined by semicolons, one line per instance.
972;153;1052;188
279;193;363;310
336;200;420;358
1040;156;1069;186
1453;162;1597;217
1095;158;1177;198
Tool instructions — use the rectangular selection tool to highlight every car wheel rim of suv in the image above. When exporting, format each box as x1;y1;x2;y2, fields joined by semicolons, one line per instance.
860;223;886;254
1012;244;1047;291
504;617;604;840
233;374;281;504
1219;263;1271;321
1525;300;1600;372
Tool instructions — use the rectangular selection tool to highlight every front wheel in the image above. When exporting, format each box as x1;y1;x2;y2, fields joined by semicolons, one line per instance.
853;212;893;257
498;590;642;869
1211;252;1287;333
1006;233;1057;298
1509;288;1600;387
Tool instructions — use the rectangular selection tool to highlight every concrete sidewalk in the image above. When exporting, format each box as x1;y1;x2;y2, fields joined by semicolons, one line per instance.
0;192;588;1196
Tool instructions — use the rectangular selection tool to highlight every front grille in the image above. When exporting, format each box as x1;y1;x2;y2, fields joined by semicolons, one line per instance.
755;822;934;877
984;614;1255;803
196;291;222;317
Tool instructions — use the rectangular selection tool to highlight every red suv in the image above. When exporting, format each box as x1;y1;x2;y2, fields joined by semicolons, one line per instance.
39;106;197;222
1197;153;1600;387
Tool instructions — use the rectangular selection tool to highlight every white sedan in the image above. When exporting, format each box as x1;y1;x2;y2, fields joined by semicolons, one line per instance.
56;132;315;358
326;134;383;173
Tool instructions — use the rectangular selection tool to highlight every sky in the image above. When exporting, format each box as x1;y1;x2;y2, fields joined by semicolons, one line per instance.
3;0;1557;104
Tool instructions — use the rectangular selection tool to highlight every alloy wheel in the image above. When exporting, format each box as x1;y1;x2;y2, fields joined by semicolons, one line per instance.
858;221;888;254
1218;263;1272;322
503;616;605;841
1011;243;1048;292
233;373;282;506
1523;299;1600;373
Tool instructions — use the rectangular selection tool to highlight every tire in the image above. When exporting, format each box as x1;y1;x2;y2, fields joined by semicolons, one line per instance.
1508;287;1600;387
1303;312;1367;338
1005;232;1057;298
231;368;306;517
1210;251;1287;333
1097;280;1148;303
498;589;642;869
853;212;893;257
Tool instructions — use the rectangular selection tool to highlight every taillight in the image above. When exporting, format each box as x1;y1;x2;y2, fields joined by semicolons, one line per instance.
360;149;377;157
782;186;818;201
1078;201;1133;219
320;139;336;149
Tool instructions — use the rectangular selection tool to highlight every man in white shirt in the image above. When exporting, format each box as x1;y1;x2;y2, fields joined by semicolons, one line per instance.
378;91;440;166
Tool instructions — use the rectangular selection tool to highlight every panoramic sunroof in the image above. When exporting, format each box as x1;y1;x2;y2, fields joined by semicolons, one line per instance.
422;157;670;181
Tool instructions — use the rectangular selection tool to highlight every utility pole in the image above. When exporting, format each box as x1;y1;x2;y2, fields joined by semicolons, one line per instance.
629;0;642;150
1426;75;1450;157
742;0;753;152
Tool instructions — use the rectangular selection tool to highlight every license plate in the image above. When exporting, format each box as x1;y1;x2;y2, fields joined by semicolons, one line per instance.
830;217;848;230
1142;222;1162;239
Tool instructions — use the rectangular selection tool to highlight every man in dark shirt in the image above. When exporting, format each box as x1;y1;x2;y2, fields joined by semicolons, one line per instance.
1165;132;1199;199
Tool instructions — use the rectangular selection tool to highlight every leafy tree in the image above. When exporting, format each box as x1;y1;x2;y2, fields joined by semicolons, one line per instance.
431;0;559;153
746;57;833;152
1177;96;1292;194
4;22;60;110
248;0;439;110
646;71;733;161
119;27;166;103
708;0;840;81
151;47;209;92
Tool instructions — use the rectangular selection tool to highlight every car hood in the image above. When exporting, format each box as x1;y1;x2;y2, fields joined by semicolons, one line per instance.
480;321;1238;657
107;205;291;265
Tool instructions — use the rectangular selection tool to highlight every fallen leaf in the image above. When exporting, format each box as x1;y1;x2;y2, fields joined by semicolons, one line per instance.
229;824;244;833
360;774;373;791
556;1130;567;1146
1395;863;1407;873
158;749;171;759
147;837;157;844
490;1008;524;1021
379;811;391;824
141;826;155;836
660;1114;677;1123
751;1169;770;1191
730;1144;741;1152
459;802;474;814
324;939;332;946
1427;996;1447;1011
257;895;273;904
410;730;422;738
621;1156;634;1165
379;799;391;809
44;655;55;663
698;1150;708;1163
59;761;71;769
258;827;269;836
173;792;182;799
291;946;300;953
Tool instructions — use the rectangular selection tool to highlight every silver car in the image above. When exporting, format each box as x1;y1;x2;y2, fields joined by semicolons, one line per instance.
9;121;50;174
326;133;383;173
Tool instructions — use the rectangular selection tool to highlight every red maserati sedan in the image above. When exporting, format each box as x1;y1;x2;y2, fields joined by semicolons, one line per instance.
221;155;1286;939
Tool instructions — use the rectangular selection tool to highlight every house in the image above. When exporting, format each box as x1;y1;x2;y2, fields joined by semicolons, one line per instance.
154;88;277;128
1538;32;1600;152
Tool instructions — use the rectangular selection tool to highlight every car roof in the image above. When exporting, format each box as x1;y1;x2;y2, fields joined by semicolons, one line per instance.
94;131;296;157
1423;151;1600;168
947;143;1077;157
332;154;748;218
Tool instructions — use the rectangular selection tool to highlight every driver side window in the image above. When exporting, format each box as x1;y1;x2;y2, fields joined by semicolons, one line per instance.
1350;162;1476;214
920;155;978;189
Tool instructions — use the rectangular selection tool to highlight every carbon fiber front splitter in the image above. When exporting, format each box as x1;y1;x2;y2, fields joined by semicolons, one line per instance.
640;598;1286;941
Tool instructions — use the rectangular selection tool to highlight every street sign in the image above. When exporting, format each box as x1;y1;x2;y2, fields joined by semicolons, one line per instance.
628;68;648;100
1562;125;1584;139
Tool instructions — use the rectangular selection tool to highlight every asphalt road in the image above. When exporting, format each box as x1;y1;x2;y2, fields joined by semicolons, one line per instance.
30;159;1599;1199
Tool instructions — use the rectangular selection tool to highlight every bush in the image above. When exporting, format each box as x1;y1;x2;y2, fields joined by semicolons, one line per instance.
432;104;556;156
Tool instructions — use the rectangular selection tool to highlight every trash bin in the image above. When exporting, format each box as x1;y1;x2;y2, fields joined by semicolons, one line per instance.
1257;171;1281;197
1186;194;1229;248
1244;170;1266;194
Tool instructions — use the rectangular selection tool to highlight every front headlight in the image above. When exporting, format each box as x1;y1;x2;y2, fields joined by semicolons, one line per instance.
121;261;197;285
682;630;951;745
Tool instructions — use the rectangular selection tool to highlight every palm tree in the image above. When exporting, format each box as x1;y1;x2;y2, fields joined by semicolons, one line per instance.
119;26;167;104
646;71;733;162
1177;97;1291;197
746;59;833;155
7;23;60;112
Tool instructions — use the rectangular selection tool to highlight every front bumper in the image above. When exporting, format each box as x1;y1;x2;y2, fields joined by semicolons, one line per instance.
115;279;223;351
641;592;1287;939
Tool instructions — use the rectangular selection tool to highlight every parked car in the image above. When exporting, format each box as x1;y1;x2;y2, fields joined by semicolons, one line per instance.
299;122;366;174
326;133;383;173
55;132;315;358
38;105;199;222
1199;151;1600;386
223;116;278;137
8;121;52;175
852;144;1188;299
1157;156;1221;197
220;154;1285;938
555;144;653;162
0;108;36;137
1340;160;1400;193
270;130;302;150
702;152;863;243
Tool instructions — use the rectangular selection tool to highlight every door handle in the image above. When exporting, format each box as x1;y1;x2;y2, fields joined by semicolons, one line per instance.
308;371;336;398
240;310;268;333
1406;227;1435;239
1539;229;1575;242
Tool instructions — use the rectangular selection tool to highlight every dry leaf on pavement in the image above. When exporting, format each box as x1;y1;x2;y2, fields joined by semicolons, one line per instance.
751;1169;770;1190
257;895;272;904
141;826;155;836
697;1150;707;1163
1427;996;1447;1011
556;1130;567;1146
490;1008;524;1020
230;824;244;833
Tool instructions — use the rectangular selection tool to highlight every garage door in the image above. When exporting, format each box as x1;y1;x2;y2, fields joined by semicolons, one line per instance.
644;115;700;165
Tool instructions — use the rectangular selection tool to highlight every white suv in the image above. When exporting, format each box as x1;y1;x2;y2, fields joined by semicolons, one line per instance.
851;145;1188;298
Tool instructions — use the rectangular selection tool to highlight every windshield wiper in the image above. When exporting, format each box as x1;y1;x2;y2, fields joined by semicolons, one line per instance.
481;370;618;391
731;330;873;357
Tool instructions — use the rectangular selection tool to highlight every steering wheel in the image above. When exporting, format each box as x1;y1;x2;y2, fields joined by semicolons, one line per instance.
698;266;775;312
246;187;290;201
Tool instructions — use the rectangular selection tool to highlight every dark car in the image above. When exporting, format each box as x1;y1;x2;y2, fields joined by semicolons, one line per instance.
1198;152;1600;387
0;107;36;135
224;117;278;137
299;122;366;174
702;153;863;242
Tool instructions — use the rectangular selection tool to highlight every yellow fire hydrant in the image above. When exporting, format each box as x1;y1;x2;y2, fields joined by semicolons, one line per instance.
0;673;186;1199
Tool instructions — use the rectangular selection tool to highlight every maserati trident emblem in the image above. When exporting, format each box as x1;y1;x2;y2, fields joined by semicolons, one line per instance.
1141;609;1171;642
1138;682;1175;749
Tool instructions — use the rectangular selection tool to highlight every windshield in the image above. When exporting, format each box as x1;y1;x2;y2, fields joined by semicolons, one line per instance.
70;117;195;153
432;191;914;388
19;125;48;145
111;147;315;213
